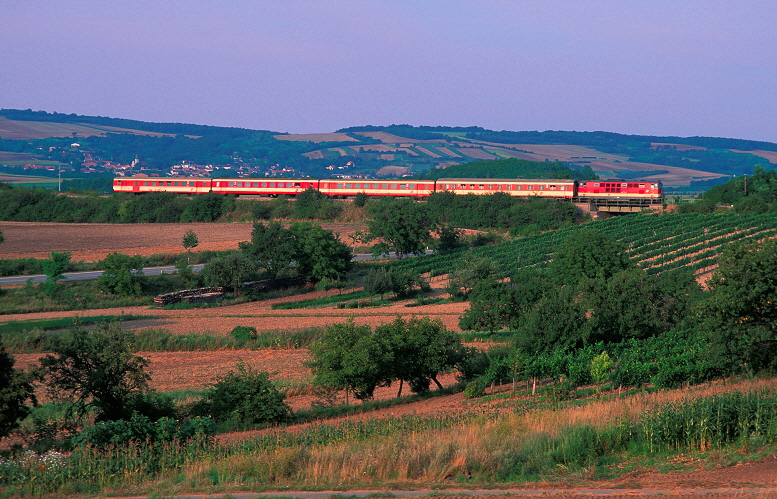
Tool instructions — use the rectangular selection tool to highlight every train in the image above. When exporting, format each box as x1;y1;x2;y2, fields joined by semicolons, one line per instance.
113;176;663;203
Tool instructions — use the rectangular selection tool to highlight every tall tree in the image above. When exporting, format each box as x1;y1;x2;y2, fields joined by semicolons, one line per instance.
290;222;352;283
549;228;633;286
0;348;36;438
40;323;153;422
697;239;777;373
239;221;297;279
365;197;437;258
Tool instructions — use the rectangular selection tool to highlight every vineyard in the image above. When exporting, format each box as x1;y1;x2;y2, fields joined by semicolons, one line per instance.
387;212;777;278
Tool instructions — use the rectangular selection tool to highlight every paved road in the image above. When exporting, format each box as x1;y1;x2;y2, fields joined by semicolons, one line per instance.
0;251;434;285
0;265;206;285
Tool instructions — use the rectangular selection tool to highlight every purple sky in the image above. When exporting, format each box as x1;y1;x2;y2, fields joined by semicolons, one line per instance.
2;1;776;142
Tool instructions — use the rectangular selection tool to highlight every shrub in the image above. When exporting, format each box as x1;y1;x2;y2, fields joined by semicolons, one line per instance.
463;379;486;399
230;326;258;341
195;362;290;424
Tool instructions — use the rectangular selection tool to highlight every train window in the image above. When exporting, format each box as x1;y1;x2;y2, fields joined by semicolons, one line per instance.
382;184;388;189
409;184;415;189
337;184;343;189
391;184;396;189
345;184;351;189
294;183;300;187
399;184;406;189
640;183;645;188
134;181;139;186
550;185;556;190
166;181;172;186
594;183;599;187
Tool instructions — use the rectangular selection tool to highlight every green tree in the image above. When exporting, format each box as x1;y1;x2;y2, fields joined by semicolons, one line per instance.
290;222;352;283
239;221;297;279
436;225;463;253
0;228;4;245
518;287;589;355
363;267;394;299
0;348;36;438
308;318;386;401
697;238;777;373
40;323;156;422
196;362;289;424
374;317;466;395
293;187;341;220
181;193;229;222
549;228;633;286
459;280;520;332
365;197;437;258
201;252;255;295
589;351;613;393
581;269;674;344
447;254;501;299
182;229;199;264
353;191;368;207
98;252;146;296
42;250;71;296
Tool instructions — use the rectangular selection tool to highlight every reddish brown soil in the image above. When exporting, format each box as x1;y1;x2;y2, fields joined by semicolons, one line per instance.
0;221;366;261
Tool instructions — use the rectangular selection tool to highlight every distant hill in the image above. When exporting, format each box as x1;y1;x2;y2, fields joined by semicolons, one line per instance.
1;110;775;187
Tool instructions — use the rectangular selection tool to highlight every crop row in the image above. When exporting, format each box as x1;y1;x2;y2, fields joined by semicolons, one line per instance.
387;212;777;277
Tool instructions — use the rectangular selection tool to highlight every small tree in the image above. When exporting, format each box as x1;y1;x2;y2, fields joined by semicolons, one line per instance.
590;351;614;393
40;322;155;422
0;348;37;438
196;362;289;424
364;267;393;299
42;250;71;296
182;229;199;264
98;252;146;296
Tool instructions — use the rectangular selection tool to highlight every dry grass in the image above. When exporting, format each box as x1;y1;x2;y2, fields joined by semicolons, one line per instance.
177;377;777;490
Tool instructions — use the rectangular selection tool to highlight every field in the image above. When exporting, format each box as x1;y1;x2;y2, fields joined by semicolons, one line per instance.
0;221;366;261
0;116;180;140
3;219;777;496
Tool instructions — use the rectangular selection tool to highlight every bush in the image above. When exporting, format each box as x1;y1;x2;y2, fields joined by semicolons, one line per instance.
74;413;215;447
230;326;258;341
194;362;290;424
98;253;146;296
463;379;486;399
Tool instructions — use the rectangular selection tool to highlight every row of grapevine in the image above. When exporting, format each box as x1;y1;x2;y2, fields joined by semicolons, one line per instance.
385;212;777;277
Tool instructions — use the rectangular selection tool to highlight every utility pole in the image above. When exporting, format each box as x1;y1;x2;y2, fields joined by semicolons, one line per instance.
58;165;61;192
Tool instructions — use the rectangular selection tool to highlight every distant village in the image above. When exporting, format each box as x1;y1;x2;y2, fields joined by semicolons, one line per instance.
15;144;376;180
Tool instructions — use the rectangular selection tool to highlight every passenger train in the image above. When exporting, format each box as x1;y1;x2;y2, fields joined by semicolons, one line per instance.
113;177;663;203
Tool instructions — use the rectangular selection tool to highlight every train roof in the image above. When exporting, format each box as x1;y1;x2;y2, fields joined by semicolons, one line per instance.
435;178;577;183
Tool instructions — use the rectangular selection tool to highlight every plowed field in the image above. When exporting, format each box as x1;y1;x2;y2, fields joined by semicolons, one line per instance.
0;221;366;261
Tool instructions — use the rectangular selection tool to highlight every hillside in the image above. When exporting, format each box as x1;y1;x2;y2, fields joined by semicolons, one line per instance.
1;110;776;188
387;211;777;281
